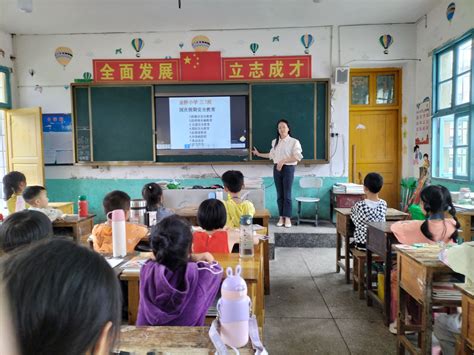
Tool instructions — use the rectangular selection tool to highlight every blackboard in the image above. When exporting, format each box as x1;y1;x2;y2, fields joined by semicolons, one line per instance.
251;81;328;162
72;80;328;164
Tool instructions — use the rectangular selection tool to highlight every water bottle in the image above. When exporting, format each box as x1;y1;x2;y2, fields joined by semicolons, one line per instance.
108;209;127;257
15;195;26;212
239;215;254;257
130;199;146;224
78;195;88;217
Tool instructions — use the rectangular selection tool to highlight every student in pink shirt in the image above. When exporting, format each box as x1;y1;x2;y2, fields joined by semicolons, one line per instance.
388;185;460;334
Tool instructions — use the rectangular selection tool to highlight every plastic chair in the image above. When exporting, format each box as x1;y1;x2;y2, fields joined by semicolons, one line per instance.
295;177;323;226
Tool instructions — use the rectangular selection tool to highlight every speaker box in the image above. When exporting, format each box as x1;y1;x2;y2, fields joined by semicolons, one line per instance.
335;67;349;85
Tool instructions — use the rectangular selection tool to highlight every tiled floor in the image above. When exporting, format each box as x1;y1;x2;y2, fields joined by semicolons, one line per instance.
263;247;397;355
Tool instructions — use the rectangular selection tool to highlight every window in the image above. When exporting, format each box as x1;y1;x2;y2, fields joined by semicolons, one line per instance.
0;110;7;212
0;66;12;109
432;30;473;181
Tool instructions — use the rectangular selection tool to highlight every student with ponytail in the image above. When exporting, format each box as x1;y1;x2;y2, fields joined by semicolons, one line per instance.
391;185;458;244
137;215;222;326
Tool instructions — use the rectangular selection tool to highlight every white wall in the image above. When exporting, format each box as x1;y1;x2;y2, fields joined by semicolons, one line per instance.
11;23;419;180
414;0;474;177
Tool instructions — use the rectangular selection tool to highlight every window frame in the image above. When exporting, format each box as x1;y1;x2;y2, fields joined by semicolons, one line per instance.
432;29;474;182
0;66;12;110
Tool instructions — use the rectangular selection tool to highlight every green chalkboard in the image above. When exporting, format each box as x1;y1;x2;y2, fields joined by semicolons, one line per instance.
251;82;328;162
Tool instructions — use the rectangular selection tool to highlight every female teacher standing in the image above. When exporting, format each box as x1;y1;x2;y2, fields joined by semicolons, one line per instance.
252;119;303;228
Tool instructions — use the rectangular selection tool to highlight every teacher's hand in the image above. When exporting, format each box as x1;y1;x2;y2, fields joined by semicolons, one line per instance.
252;147;260;157
276;161;284;171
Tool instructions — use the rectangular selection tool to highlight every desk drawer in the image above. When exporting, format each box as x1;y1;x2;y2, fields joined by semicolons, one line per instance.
399;254;426;303
463;294;474;348
336;212;353;236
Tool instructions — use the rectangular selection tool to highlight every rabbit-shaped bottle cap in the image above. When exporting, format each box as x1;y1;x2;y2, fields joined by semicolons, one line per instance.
221;265;247;299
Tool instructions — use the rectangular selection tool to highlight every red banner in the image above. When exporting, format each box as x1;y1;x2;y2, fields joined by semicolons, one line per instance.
222;56;311;80
180;51;222;81
93;59;179;82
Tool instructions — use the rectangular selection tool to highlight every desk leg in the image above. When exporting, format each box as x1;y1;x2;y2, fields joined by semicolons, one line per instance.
397;286;408;355
128;279;139;325
336;232;341;273
366;249;373;307
344;234;350;284
263;240;270;295
421;276;433;354
383;253;392;326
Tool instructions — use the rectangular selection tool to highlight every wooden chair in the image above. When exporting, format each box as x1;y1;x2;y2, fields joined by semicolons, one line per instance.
351;248;381;299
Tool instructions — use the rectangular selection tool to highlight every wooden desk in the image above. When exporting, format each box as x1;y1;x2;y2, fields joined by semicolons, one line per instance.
330;191;365;221
116;326;256;354
49;202;74;214
455;283;474;354
397;247;462;355
457;210;474;242
176;207;271;296
120;243;265;328
366;221;399;326
52;214;95;243
335;208;408;284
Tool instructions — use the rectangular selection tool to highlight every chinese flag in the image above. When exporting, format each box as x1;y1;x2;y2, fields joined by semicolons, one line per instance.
180;51;222;81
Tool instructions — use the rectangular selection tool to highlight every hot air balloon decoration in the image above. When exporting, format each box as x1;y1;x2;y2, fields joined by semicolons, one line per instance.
379;35;393;55
446;2;455;22
300;34;314;54
131;38;144;57
250;43;259;55
191;35;210;52
54;47;73;69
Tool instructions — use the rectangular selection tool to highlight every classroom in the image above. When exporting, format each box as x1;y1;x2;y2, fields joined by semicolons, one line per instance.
0;0;473;354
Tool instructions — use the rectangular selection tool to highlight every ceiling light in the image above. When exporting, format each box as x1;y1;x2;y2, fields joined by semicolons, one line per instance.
18;0;33;13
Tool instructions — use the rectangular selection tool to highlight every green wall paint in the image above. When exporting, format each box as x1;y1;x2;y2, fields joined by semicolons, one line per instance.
431;179;474;192
46;176;347;222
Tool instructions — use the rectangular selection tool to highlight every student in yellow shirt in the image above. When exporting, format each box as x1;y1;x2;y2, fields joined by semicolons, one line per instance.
2;171;27;213
92;190;148;254
221;170;255;228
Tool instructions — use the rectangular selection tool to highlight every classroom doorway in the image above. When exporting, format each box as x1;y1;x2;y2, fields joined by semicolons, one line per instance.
349;68;401;208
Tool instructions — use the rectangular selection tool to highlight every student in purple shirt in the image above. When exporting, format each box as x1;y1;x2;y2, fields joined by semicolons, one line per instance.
137;215;223;326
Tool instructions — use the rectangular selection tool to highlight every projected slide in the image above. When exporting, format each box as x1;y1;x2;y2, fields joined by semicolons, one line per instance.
169;97;231;149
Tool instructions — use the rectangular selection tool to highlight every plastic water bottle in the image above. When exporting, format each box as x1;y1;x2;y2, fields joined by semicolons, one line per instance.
239;215;254;258
108;209;127;257
15;195;26;212
78;195;88;217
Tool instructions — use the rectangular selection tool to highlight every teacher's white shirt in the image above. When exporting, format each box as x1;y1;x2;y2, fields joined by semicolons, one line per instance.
268;136;303;165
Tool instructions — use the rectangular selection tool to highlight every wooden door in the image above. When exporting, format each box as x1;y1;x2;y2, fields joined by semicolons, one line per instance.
6;107;45;185
349;69;401;208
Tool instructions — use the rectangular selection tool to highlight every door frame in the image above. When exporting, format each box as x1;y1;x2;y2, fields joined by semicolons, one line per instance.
349;67;402;207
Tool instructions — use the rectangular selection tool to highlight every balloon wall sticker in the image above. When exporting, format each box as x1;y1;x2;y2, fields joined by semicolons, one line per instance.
272;36;280;42
54;47;73;69
446;2;455;22
131;38;144;57
191;35;210;51
300;34;314;54
28;69;35;77
179;42;184;49
115;48;122;55
0;48;5;58
250;43;259;55
379;34;393;55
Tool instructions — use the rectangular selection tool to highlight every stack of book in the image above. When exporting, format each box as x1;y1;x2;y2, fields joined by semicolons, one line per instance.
432;282;462;301
333;183;365;194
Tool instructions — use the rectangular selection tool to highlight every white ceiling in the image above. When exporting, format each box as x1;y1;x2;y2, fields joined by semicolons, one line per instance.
0;0;441;35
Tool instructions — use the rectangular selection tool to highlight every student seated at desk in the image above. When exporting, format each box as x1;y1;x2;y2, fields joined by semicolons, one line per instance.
221;170;255;228
142;182;174;223
389;185;459;333
0;210;53;253
22;186;63;222
350;172;387;250
1;238;122;355
92;190;149;254
3;171;28;213
137;215;222;326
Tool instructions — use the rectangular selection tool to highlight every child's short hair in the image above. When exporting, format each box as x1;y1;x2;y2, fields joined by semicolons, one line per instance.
22;185;46;204
0;210;53;252
103;190;131;213
197;199;227;231
142;183;163;208
1;238;122;355
2;171;26;201
363;173;384;194
150;215;192;271
221;170;244;193
423;153;429;158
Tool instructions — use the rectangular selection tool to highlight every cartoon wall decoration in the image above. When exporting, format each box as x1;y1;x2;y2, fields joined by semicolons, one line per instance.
0;49;5;58
300;34;314;54
115;48;122;55
131;38;144;57
379;34;393;54
54;47;73;68
191;35;210;51
179;42;184;49
413;145;422;166
415;97;430;145
28;69;35;77
446;2;456;22
419;153;430;178
74;72;93;83
249;43;259;55
272;36;280;42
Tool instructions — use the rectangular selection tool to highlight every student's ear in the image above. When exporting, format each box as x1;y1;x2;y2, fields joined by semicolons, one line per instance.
90;321;112;355
124;210;130;221
223;186;230;193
